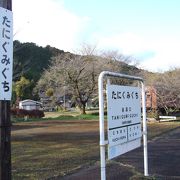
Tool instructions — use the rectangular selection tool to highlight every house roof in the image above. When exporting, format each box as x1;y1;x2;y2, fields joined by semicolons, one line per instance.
19;99;42;105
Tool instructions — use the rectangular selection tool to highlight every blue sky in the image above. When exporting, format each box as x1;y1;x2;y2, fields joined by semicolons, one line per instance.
13;0;180;72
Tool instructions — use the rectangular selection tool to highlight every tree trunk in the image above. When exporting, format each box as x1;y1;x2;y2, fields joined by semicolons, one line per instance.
80;103;86;114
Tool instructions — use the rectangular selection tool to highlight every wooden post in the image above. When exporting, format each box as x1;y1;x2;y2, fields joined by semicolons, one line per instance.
0;1;12;180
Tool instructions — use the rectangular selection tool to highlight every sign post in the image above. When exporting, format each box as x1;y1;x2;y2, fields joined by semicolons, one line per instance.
98;71;148;180
0;0;13;179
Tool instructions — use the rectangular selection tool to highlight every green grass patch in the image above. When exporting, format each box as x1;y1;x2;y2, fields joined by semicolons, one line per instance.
46;113;100;120
12;113;100;123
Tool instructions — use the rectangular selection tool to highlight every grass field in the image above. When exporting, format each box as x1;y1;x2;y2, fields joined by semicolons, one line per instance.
11;114;180;179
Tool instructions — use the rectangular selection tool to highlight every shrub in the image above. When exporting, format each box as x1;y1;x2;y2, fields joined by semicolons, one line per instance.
11;108;44;118
146;109;159;119
28;110;44;118
11;108;18;116
17;109;29;117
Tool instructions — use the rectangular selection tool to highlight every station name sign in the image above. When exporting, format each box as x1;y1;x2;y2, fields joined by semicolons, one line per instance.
0;7;13;100
107;84;142;159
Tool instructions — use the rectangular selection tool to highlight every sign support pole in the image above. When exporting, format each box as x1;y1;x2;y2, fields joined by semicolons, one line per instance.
141;82;149;176
0;0;12;180
98;71;148;180
98;72;106;180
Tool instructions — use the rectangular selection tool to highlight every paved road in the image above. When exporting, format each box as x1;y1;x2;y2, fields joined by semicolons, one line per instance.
61;127;180;180
119;126;180;179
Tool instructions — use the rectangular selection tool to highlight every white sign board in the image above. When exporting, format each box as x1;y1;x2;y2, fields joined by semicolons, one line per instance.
107;84;142;159
0;7;13;100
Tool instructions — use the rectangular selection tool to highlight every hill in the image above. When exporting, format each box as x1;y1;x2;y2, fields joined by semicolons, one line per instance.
13;40;66;82
12;41;148;102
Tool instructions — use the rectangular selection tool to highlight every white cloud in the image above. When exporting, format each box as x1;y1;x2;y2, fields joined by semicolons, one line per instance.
96;32;150;55
139;37;180;72
13;0;89;51
94;32;180;72
12;1;180;72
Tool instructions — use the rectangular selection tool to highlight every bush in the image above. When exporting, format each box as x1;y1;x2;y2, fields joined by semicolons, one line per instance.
146;109;159;119
11;108;44;118
11;108;18;116
28;110;44;118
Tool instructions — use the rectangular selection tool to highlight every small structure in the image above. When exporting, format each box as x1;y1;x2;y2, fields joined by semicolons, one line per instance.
19;99;42;110
159;116;177;122
145;86;157;109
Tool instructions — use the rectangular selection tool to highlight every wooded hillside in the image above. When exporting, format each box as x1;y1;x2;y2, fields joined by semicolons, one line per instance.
13;40;66;82
13;41;179;115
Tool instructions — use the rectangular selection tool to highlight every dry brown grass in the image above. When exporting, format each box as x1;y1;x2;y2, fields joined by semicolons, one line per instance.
12;120;99;180
11;120;180;179
147;121;180;139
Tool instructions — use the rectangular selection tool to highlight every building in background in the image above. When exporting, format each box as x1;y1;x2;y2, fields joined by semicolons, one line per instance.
145;86;157;110
19;99;42;110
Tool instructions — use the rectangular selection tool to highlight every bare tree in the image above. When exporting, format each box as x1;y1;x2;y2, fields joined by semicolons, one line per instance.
154;68;180;115
36;46;139;114
36;53;102;114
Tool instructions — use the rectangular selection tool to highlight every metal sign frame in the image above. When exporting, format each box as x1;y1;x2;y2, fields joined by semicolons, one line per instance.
98;71;148;180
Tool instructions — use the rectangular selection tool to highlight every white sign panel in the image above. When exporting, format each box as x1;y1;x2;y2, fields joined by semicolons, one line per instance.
0;7;13;100
107;84;142;159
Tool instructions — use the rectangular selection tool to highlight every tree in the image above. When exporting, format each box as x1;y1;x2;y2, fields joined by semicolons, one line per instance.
14;76;30;101
154;68;180;115
36;53;102;114
12;41;66;105
36;45;142;114
100;50;141;86
143;68;180;115
45;88;54;97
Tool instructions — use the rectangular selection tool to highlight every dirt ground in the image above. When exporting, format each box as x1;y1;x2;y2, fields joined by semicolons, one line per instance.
11;120;180;180
61;126;180;180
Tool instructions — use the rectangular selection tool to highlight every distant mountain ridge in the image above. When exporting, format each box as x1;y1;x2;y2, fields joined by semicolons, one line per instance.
13;40;67;82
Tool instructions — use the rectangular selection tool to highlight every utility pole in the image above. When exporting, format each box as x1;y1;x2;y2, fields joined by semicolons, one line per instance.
0;0;12;179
